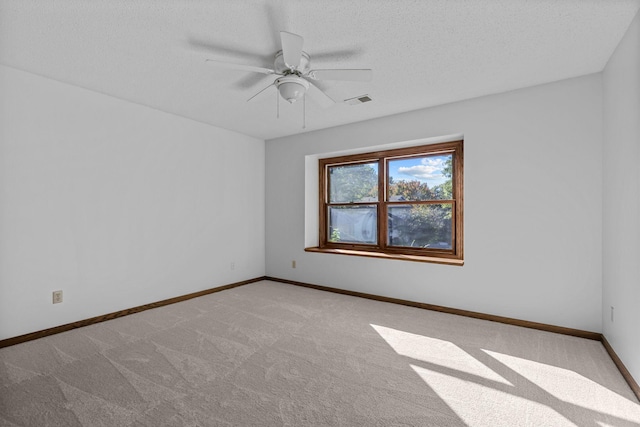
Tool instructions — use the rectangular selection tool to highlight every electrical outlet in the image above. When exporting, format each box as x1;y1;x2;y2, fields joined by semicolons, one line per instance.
52;290;63;304
230;262;235;270
292;260;296;269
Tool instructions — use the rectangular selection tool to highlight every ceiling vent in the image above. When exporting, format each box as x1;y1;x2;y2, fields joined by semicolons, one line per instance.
344;95;372;105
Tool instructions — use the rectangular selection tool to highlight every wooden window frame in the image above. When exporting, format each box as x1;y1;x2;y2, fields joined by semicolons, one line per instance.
309;140;463;265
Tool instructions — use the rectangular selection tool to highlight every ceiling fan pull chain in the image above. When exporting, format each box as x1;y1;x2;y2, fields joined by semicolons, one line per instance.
276;90;280;119
302;95;306;129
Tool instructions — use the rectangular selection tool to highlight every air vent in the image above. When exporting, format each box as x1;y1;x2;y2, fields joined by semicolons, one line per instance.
344;95;372;105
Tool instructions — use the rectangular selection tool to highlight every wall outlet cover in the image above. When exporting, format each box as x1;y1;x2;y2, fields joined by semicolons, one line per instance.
52;290;63;304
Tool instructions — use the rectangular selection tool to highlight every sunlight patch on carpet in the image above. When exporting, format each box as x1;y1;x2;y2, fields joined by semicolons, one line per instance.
370;324;511;385
410;364;577;426
371;322;640;426
483;349;640;425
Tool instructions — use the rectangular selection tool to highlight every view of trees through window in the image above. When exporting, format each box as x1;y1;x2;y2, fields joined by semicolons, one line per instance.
329;162;378;203
387;154;453;249
328;162;378;244
324;147;459;253
319;141;463;262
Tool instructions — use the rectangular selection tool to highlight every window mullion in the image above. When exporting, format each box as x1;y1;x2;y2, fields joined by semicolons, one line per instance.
378;157;387;250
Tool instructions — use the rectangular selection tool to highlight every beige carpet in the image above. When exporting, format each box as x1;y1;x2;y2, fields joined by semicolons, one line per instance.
1;280;639;426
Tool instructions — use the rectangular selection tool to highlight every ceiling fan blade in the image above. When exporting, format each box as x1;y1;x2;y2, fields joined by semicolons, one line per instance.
306;81;335;108
312;48;363;62
188;38;272;64
247;82;276;102
307;69;373;82
205;59;275;75
280;31;304;69
235;73;271;90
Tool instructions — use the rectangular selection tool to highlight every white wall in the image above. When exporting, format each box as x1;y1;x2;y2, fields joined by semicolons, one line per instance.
0;66;265;340
602;11;640;383
266;74;603;332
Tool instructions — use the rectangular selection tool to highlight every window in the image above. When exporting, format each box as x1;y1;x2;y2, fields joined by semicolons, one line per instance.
311;140;463;265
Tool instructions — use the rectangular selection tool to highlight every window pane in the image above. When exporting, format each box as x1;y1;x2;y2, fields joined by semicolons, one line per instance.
329;163;378;203
388;204;452;249
388;154;453;201
328;205;377;244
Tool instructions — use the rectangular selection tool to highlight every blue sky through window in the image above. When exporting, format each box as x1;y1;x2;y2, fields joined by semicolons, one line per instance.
388;154;451;188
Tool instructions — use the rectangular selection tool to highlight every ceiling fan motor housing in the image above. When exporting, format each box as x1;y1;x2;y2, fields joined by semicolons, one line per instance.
275;75;310;103
274;50;310;74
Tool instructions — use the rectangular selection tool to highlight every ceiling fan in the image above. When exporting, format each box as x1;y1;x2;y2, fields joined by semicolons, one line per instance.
205;31;372;108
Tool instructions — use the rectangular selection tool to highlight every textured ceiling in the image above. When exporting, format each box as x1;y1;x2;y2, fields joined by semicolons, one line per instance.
1;0;639;140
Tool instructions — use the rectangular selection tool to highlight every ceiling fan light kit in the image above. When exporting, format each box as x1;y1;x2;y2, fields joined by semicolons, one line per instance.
205;30;373;120
275;76;309;104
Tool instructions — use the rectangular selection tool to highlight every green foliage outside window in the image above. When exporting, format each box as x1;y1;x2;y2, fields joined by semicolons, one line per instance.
329;164;378;203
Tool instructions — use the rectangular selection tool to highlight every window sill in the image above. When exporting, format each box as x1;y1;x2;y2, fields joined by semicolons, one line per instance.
304;247;464;266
